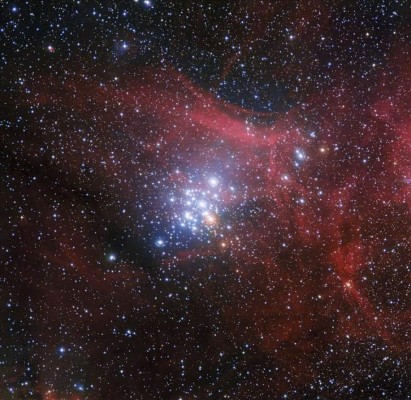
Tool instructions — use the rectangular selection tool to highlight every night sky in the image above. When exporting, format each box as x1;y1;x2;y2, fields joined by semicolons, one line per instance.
1;1;411;399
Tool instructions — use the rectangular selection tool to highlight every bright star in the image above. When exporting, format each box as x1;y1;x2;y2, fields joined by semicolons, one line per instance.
208;177;219;187
155;239;165;247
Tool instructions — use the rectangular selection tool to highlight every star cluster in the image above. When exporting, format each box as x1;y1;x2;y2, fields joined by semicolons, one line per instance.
1;1;410;399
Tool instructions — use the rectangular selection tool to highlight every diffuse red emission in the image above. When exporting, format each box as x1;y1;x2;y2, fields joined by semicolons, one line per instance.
20;51;411;396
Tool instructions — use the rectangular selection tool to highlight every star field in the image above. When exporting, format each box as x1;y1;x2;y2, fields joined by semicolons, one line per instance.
1;1;410;399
